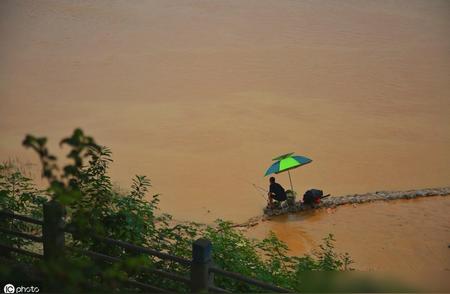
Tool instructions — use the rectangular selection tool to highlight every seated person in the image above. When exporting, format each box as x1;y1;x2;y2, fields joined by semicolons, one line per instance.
267;176;287;208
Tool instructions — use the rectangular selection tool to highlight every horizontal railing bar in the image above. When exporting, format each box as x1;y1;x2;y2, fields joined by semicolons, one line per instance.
74;248;118;263
92;236;192;266
0;210;43;225
80;254;172;293
64;226;190;266
75;249;191;285
210;267;292;293
0;243;43;259
0;227;43;243
209;285;232;293
147;266;191;284
124;279;170;293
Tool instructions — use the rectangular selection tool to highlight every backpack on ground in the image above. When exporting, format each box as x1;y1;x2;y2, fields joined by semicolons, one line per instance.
303;189;324;205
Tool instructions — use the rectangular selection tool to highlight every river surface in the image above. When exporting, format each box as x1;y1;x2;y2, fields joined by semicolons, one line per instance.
1;0;449;223
1;1;449;289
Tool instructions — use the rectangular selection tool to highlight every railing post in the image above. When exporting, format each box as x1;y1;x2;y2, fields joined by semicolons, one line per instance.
0;209;12;258
43;200;65;261
190;238;213;293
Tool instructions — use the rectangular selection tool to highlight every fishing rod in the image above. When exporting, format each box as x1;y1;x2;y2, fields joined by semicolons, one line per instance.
252;183;268;193
252;184;268;200
233;175;268;201
252;183;268;194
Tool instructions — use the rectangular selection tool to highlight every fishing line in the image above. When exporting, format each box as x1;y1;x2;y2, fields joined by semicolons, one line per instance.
252;184;268;193
233;175;268;201
252;184;268;200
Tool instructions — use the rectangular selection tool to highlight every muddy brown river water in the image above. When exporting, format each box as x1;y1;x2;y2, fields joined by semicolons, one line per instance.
247;196;450;291
1;0;449;291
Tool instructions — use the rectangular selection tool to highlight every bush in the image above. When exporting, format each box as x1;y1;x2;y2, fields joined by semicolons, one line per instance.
0;129;355;292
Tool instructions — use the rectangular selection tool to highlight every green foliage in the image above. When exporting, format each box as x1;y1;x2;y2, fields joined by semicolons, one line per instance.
0;161;48;250
1;129;356;292
22;129;100;204
203;221;354;292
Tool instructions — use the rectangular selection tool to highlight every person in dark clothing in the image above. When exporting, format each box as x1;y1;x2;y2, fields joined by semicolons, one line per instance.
268;177;287;208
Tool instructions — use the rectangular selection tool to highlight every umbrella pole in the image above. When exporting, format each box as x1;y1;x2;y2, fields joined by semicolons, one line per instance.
288;170;294;192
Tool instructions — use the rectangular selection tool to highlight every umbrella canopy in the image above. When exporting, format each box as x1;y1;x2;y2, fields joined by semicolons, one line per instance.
264;153;312;192
264;154;312;176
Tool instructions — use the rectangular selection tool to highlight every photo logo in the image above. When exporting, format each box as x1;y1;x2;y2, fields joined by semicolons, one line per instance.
2;283;39;293
4;284;15;293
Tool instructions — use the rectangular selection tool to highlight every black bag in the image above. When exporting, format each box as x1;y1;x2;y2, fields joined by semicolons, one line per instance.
303;189;323;204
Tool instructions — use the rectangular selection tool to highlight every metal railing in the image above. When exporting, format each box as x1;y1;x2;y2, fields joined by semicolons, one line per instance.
0;200;291;293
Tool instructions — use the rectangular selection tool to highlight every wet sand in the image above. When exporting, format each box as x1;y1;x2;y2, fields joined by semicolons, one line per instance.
247;196;450;291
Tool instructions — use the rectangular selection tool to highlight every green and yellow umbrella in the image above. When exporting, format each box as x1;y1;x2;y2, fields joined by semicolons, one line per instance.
264;152;312;191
